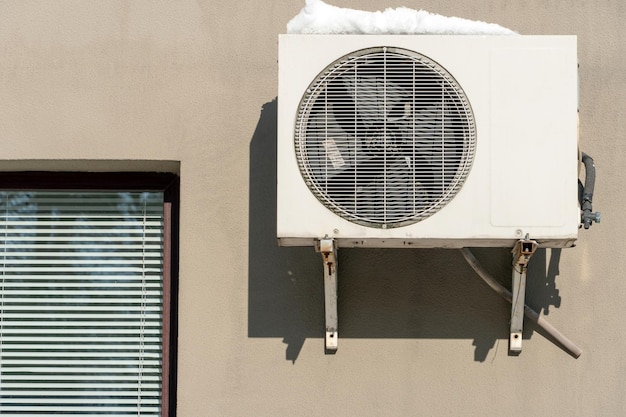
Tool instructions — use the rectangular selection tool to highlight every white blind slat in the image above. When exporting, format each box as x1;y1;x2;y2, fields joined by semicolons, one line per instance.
0;191;164;416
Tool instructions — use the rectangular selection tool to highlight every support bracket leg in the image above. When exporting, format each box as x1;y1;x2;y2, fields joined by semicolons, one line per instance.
510;235;538;353
316;238;338;354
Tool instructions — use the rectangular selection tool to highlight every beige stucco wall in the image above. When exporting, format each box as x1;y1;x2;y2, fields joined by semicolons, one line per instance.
0;1;623;415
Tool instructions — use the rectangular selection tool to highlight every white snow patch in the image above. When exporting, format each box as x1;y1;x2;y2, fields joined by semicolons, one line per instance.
287;0;516;35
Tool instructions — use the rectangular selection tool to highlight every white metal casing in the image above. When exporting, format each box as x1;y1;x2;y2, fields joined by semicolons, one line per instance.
277;35;579;248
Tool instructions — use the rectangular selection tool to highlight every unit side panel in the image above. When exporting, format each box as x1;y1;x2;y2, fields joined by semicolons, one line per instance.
489;45;579;230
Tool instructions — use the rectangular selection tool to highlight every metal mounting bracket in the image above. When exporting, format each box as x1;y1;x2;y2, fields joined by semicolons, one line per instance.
316;238;338;354
510;235;538;353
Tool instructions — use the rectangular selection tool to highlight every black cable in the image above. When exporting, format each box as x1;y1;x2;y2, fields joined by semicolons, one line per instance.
580;152;600;229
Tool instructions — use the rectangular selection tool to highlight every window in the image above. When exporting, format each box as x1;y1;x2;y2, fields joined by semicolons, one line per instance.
0;173;178;416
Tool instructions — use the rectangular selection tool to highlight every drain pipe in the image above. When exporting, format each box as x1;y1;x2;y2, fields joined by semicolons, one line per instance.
460;248;582;358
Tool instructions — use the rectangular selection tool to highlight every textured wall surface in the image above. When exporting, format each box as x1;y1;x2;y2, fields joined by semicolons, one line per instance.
0;1;623;415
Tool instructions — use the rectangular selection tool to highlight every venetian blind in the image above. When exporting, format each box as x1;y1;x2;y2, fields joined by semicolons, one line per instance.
0;191;164;416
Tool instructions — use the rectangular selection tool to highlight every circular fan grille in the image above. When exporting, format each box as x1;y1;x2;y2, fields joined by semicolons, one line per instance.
295;47;476;228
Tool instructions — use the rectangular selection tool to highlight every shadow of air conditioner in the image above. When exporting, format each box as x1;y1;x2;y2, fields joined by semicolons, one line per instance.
248;99;563;363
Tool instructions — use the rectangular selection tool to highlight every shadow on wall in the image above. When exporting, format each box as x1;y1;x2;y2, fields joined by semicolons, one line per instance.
248;99;564;363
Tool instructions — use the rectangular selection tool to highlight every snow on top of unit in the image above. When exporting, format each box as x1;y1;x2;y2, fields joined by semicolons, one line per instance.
287;0;517;35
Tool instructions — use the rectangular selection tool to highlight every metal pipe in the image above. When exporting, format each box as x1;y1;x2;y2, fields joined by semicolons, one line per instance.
460;248;582;358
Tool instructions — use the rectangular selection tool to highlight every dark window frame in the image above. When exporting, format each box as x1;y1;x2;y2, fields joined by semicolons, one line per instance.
0;171;179;416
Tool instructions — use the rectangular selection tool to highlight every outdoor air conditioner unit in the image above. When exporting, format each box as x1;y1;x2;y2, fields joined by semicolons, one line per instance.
277;34;583;354
278;35;579;249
